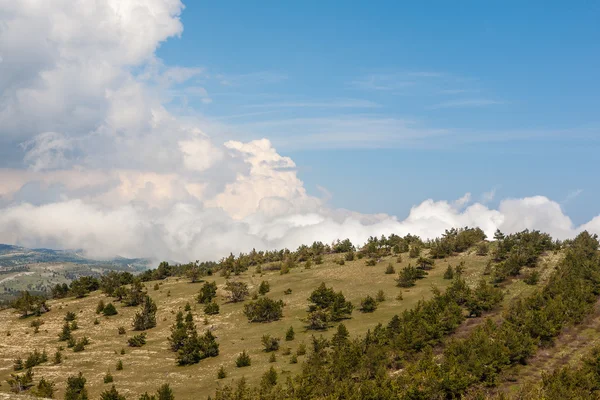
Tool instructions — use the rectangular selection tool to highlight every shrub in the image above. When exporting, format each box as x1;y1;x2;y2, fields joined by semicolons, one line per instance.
96;300;105;314
67;337;76;348
156;383;174;400
132;296;157;331
217;366;226;379
366;259;376;266
184;302;191;312
258;281;270;295
33;377;55;398
285;326;295;341
104;371;114;384
524;271;540;285
65;311;77;322
53;351;62;365
116;360;123;370
444;265;454;280
385;264;395;274
118;326;126;335
64;372;87;400
296;343;306;356
94;318;100;325
100;385;126;400
70;320;78;331
261;335;280;352
476;242;489;256
290;354;298;364
269;353;276;363
308;283;353;322
244;297;284;322
409;245;421;258
376;289;386;302
73;337;88;352
261;366;278;387
101;302;118;316
235;350;251;367
128;333;147;347
204;301;220;315
345;251;355;261
224;281;249;303
13;358;23;371
360;295;378;312
153;283;160;291
284;288;292;295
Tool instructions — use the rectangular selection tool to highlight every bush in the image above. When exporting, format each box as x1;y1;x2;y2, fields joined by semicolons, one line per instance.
366;259;376;266
376;290;386;302
116;360;123;370
244;297;284;322
33;377;55;398
118;326;126;335
103;303;118;316
524;271;540;285
73;337;89;352
128;333;147;347
235;350;251;367
261;366;278;387
308;283;353;323
53;351;62;365
104;371;113;384
217;366;226;379
224;281;249;303
345;251;355;261
100;385;126;400
261;334;280;352
258;281;270;295
197;281;217;304
65;311;77;322
285;326;295;341
96;300;105;314
269;353;276;363
360;295;378;312
204;301;220;315
284;288;292;295
444;265;454;280
296;343;306;356
64;372;87;400
132;296;157;331
385;264;395;274
476;242;489;256
290;354;298;364
94;318;100;325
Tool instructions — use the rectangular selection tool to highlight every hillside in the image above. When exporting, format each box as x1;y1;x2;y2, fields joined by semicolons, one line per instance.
1;230;599;400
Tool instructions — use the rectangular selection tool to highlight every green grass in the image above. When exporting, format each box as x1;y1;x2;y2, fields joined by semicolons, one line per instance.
0;250;540;399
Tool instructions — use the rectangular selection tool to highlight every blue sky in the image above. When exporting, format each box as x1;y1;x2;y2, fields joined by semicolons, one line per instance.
153;1;599;225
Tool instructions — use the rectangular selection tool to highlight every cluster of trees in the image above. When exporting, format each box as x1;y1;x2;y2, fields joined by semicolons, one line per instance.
428;227;487;258
243;297;284;322
168;310;219;365
11;291;49;317
305;283;353;330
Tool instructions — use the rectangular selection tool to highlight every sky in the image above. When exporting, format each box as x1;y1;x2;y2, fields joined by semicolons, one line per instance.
0;1;598;262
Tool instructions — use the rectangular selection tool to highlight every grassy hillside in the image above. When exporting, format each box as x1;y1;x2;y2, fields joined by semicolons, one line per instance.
0;247;521;399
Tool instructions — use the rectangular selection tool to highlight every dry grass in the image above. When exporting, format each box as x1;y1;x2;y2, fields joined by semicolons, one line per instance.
0;251;506;399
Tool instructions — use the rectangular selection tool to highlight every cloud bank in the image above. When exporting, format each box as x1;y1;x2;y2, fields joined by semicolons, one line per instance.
0;0;598;262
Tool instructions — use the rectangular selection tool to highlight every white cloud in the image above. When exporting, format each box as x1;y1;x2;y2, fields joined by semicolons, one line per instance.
0;1;598;264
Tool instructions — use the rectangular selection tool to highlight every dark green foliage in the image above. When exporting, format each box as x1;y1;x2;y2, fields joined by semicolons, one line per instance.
124;279;145;307
70;320;78;330
290;354;298;364
524;270;540;285
73;337;89;352
67;337;76;348
65;311;77;322
224;281;249;303
128;333;147;347
258;281;270;295
53;351;62;365
385;263;395;274
260;366;278;388
23;349;47;368
100;385;126;400
156;383;175;400
7;368;34;393
296;343;307;356
243;297;284;322
269;353;276;363
308;283;353;324
285;326;295;341
345;251;355;261
59;322;72;341
465;279;504;317
120;348;125;355
103;303;118;316
218;366;226;379
171;311;219;365
476;242;489;256
204;301;220;315
429;227;487;258
416;256;435;270
104;371;114;383
365;259;376;266
197;281;217;304
443;265;454;279
118;326;126;335
13;358;23;371
64;372;88;400
261;334;280;352
360;295;377;312
184;302;191;312
132;296;157;331
116;360;123;370
94;318;100;325
333;239;355;253
409;245;421;258
33;377;55;398
235;350;251;367
396;264;427;287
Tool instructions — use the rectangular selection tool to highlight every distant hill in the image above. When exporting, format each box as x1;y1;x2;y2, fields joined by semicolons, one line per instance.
0;244;152;302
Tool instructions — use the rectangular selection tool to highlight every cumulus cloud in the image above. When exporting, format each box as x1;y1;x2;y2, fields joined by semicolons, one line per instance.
0;1;598;263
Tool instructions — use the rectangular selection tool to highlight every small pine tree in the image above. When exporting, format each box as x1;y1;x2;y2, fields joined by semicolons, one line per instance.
64;372;87;400
96;300;105;314
184;302;191;312
132;296;157;331
104;371;114;384
203;301;219;315
360;295;377;313
376;290;386;302
100;385;126;400
385;264;395;274
33;377;55;398
65;311;77;322
99;302;117;317
261;335;280;352
156;383;174;400
116;360;123;371
285;326;295;341
235;350;251;367
217;366;226;379
443;265;454;279
53;351;62;365
290;354;298;364
118;326;126;335
268;353;276;363
260;366;278;388
258;281;270;295
296;343;307;356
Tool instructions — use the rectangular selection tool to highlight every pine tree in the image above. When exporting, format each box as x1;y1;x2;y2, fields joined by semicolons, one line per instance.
132;296;157;331
100;385;126;400
285;326;295;341
64;372;88;400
